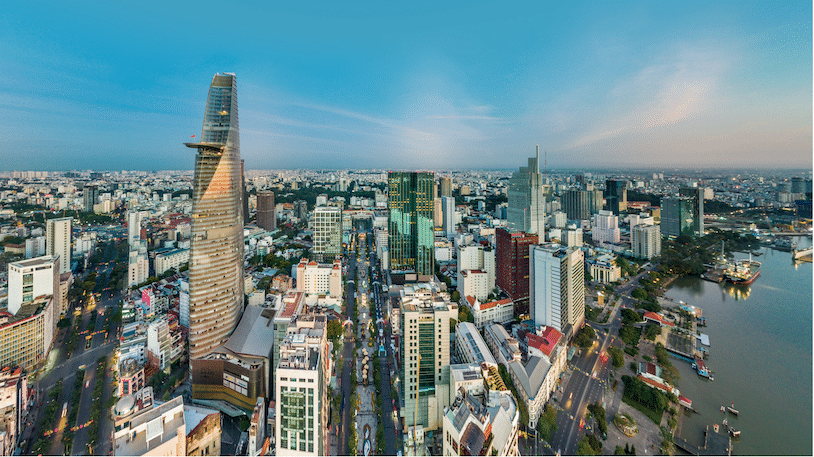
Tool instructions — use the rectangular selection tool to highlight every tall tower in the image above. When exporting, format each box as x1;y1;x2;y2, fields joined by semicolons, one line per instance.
256;191;276;231
507;146;545;237
529;243;585;334
185;73;245;360
312;206;343;262
46;217;71;274
388;171;435;277
679;187;705;235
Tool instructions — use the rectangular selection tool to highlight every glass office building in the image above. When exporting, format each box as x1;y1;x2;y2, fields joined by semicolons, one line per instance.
388;171;435;277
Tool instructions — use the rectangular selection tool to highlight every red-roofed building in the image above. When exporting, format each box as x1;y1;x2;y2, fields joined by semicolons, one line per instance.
637;373;679;396
643;312;675;327
461;296;513;329
527;326;563;360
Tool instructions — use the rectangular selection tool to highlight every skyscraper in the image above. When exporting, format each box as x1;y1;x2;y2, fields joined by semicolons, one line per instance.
439;177;452;197
312;206;342;262
440;195;455;239
632;224;661;259
46;217;71;274
679;187;704;235
661;196;696;238
604;180;628;215
562;189;592;221
185;73;245;360
495;227;538;315
508;146;545;237
529;244;585;335
83;184;99;212
256;191;276;231
388;171;435;277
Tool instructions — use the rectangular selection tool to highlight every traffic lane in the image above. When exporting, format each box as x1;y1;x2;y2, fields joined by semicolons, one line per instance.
71;367;97;454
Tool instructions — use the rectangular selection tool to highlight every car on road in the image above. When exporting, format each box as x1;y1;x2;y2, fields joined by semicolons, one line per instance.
85;380;90;388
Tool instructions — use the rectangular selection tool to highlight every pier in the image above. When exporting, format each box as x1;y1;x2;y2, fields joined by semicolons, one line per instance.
673;425;732;455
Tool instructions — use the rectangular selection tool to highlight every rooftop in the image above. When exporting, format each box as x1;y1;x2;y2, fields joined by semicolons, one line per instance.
222;305;275;359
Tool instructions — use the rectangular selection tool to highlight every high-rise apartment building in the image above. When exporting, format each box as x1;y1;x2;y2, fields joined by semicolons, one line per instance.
46;217;71;274
632;224;661;259
679;187;704;235
83;184;99;212
7;255;60;316
433;198;443;228
604;180;628;215
275;321;330;456
256;191;276;231
311;207;342;262
529;244;585;335
399;283;457;432
495;227;538;315
128;210;149;248
661;196;696;238
439;177;452;197
185;73;245;360
592;210;621;245
440;196;455;239
507;146;545;237
388;171;435;277
562;189;594;221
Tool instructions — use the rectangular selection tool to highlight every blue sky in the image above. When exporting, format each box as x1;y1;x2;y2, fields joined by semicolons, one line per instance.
0;1;810;171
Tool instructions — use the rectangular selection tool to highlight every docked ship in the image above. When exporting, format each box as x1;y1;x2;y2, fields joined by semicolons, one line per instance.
724;255;761;285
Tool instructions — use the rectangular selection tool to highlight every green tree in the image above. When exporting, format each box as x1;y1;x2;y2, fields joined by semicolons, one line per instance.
573;325;596;348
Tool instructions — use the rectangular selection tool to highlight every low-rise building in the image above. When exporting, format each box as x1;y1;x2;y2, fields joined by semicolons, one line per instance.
587;253;621;284
458;270;489;302
442;390;519;457
118;358;146;397
455;322;497;367
463;296;514;329
154;248;189;276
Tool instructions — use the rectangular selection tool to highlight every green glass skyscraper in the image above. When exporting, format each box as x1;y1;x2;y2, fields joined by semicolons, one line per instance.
388;171;435;277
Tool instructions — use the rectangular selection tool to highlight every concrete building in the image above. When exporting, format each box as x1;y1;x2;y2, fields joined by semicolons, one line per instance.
295;259;342;298
442;389;519;457
440;177;452;197
248;397;266;457
0;295;56;372
147;318;171;372
128;210;149;248
592;210;620;245
24;236;46;259
83;184;99;212
275;319;330;456
550;211;567;229
191;305;275;412
632;224;662;259
462;296;514;329
256;191;276;231
458;270;489;302
587;253;621;283
118;358;146;397
186;73;245;360
46;217;71;274
508;146;545;237
112;394;222;456
529;244;585;334
441;196;456;239
399;283;458;432
129;248;149;287
563;226;583;247
456;244;495;294
154;248;189;276
7;255;60;315
455;322;497;367
495;227;538;314
0;367;28;457
311;207;342;262
388;171;435;278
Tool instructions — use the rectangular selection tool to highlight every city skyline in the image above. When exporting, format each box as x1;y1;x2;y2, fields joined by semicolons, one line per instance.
0;1;811;171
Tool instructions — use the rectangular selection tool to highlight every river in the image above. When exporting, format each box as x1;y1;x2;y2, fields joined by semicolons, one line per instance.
665;236;812;455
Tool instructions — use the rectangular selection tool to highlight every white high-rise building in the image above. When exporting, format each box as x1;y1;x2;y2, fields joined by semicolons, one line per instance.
311;207;342;262
592;210;620;245
128;248;149;287
46;217;71;274
441;196;455;239
632;224;662;260
456;244;495;294
507;146;545;237
24;236;46;259
128;210;148;248
7;255;60;315
294;259;342;299
529;244;585;334
147;318;171;371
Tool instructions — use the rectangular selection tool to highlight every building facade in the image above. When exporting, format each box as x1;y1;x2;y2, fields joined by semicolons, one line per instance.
661;196;696;238
46;217;71;274
507;146;545;237
632;224;662;259
311;207;342;262
495;227;538;315
185;73;245;360
529;244;585;334
388;171;435;277
256;191;276;231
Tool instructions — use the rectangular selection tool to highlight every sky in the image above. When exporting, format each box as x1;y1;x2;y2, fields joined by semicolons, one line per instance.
0;1;811;171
